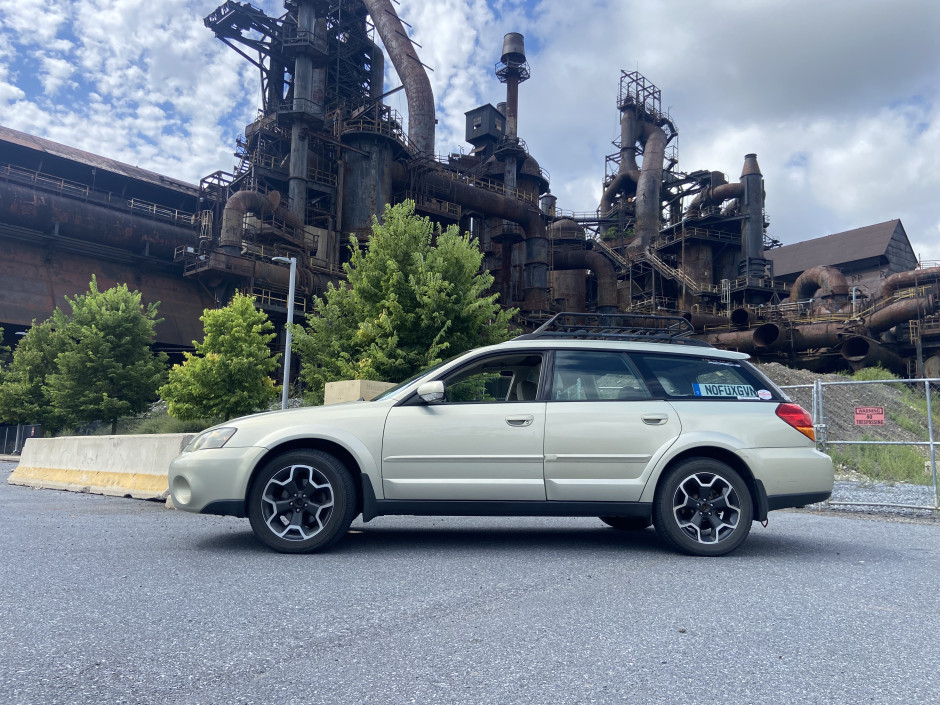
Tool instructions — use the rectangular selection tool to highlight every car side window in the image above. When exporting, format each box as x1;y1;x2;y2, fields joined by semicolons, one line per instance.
632;353;769;400
442;353;543;403
550;351;650;401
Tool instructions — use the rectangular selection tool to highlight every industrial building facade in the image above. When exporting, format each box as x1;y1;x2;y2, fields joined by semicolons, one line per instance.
2;0;940;377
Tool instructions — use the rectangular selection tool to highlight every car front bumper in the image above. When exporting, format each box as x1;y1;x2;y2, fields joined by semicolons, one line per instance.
168;445;269;515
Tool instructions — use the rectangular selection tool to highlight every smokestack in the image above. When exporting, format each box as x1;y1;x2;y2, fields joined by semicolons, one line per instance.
497;33;528;139
739;153;765;274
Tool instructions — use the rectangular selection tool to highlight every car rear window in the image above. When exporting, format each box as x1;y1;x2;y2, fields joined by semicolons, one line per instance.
631;353;779;401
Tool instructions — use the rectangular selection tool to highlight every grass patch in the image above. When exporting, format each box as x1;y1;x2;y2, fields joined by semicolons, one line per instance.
850;365;898;382
828;442;932;485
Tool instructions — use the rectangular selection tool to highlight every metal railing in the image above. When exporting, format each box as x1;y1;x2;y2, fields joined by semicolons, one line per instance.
0;162;199;227
780;378;940;511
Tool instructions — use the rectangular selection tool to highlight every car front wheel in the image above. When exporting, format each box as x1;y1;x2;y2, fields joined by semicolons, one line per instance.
653;458;753;557
248;450;357;553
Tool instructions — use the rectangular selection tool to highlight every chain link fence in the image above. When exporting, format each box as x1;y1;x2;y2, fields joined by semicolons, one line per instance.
0;425;41;455
780;378;940;511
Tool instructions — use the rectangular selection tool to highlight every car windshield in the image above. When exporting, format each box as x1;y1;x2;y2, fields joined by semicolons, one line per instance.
369;356;457;401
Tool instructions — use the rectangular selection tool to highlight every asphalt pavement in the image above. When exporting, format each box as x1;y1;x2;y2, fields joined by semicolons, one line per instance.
1;460;938;705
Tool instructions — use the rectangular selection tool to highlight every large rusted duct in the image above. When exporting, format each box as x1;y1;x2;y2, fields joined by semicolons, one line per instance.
599;109;639;214
841;336;909;376
730;308;755;328
686;174;743;215
700;323;781;353
553;249;617;313
391;163;541;237
632;122;667;250
362;0;435;155
788;265;849;301
876;266;940;298
867;297;933;334
681;312;731;331
219;190;280;254
790;322;847;350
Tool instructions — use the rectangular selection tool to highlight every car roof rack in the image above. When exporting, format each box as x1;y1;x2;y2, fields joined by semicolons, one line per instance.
516;312;711;346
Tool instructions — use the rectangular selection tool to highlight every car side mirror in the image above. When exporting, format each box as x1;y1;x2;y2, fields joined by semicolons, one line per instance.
416;380;445;404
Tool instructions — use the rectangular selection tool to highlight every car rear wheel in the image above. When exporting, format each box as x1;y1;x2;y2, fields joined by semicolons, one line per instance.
653;458;752;557
599;516;652;531
248;450;356;554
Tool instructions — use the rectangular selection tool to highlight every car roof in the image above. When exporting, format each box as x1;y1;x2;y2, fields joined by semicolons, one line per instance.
492;338;751;360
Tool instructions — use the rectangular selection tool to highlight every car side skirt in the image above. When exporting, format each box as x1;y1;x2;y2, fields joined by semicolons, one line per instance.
766;491;832;511
369;499;653;519
200;500;246;518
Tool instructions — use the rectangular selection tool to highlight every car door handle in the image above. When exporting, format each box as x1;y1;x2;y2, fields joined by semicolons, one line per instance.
642;414;669;426
506;415;534;427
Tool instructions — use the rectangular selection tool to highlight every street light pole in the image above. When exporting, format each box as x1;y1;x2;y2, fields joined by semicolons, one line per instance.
272;256;297;410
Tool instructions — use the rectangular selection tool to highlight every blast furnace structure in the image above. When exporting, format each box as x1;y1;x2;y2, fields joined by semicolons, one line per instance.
2;0;940;375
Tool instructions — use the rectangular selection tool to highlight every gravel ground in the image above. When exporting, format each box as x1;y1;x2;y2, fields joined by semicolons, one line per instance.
804;480;940;525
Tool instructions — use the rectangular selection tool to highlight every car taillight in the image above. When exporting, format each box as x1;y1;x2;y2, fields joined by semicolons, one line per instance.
775;403;815;441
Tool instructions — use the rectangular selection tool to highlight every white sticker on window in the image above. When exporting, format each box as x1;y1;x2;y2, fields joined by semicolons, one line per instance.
693;383;757;398
757;389;773;400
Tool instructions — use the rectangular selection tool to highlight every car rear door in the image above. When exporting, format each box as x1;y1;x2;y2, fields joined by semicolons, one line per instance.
543;350;680;502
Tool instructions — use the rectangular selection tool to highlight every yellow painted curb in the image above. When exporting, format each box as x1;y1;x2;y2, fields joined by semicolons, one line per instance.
9;466;168;500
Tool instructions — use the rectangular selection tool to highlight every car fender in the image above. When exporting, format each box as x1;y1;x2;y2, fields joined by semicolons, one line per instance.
254;424;382;482
637;431;750;503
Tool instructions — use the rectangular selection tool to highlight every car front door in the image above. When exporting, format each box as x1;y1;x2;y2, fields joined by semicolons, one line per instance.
381;352;546;501
543;350;680;502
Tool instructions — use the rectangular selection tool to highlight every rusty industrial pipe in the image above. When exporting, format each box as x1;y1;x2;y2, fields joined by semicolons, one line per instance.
362;0;435;155
866;297;933;334
392;163;542;237
876;266;940;298
841;336;909;376
599;109;640;214
699;323;781;353
681;312;732;331
790;322;847;350
632;121;667;251
553;249;617;313
219;190;280;253
730;308;755;328
687;180;743;214
788;265;849;301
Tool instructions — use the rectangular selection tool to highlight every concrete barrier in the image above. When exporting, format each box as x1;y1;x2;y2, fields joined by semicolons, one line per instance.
324;379;396;405
8;434;195;500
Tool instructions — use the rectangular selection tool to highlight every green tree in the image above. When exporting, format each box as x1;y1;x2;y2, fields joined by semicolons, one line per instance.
0;326;9;367
46;276;168;434
291;200;516;403
160;292;279;421
0;320;67;433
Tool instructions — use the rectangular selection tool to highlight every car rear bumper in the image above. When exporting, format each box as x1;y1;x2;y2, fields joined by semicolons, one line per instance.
738;447;835;497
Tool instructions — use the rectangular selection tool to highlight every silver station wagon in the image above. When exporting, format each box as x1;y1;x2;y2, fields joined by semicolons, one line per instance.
169;313;833;557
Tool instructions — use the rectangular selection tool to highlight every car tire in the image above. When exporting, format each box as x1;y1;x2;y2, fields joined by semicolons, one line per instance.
653;458;753;557
248;450;357;554
599;516;652;531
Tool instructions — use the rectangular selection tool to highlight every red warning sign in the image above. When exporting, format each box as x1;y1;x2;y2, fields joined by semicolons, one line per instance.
854;407;885;426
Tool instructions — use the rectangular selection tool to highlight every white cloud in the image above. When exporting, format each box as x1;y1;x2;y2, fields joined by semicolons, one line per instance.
38;54;74;94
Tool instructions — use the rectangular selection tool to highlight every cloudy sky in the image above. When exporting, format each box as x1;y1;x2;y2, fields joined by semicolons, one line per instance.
1;0;938;259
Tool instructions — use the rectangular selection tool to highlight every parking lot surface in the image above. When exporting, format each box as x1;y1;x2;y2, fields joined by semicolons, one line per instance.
1;461;938;705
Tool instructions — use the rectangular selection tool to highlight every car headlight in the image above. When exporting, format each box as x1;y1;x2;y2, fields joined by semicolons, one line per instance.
185;427;237;452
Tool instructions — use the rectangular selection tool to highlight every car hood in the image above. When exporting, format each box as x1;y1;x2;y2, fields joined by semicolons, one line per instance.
219;399;396;449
